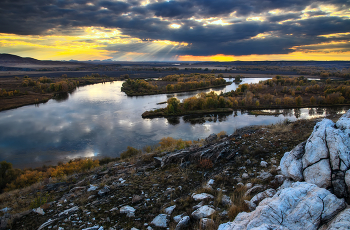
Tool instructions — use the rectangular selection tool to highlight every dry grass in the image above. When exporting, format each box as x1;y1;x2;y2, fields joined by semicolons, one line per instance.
228;185;251;220
267;119;292;134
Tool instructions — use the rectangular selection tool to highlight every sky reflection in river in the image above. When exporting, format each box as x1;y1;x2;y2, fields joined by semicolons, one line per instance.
0;80;348;168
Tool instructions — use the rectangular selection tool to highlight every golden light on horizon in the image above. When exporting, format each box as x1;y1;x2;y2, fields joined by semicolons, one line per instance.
179;51;350;62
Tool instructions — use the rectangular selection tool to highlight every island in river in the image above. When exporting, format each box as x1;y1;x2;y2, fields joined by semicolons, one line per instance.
142;75;350;118
121;73;231;96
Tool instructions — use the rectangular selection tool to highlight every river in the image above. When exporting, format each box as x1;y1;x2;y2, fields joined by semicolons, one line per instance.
0;78;348;168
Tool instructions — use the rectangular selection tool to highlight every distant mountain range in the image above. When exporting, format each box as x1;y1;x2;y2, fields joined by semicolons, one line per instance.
0;54;80;66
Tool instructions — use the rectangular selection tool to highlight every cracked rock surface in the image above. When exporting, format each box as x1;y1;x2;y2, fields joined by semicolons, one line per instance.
218;182;346;230
280;110;350;198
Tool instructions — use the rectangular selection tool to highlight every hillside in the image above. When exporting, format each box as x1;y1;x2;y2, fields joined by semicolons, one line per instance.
0;54;83;68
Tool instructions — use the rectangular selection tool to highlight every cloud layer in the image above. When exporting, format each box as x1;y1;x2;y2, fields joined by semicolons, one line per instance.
0;0;349;60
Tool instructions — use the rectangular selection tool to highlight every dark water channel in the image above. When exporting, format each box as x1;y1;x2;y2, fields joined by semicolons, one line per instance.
0;78;348;168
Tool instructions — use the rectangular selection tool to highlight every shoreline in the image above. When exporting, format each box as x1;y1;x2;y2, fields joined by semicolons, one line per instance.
122;82;232;96
0;79;120;112
142;108;234;118
142;104;350;118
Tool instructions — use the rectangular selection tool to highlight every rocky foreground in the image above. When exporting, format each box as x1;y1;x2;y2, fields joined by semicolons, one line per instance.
1;111;350;230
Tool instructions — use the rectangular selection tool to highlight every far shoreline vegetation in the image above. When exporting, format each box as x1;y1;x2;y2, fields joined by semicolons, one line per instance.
0;73;130;111
142;76;350;118
121;73;231;96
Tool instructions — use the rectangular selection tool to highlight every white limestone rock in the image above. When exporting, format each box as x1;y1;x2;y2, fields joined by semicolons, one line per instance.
218;182;346;230
175;216;190;230
200;218;214;229
336;109;350;134
303;119;334;168
244;185;264;197
280;141;305;181
164;205;176;215
278;179;293;191
173;213;186;223
33;207;45;215
120;205;136;217
87;184;98;192
98;185;110;196
257;171;273;180
242;173;249;179
191;205;216;219
192;193;214;201
245;183;253;189
280;111;350;196
151;214;169;228
207;179;215;185
303;158;332;188
193;201;204;210
246;189;276;211
260;161;268;167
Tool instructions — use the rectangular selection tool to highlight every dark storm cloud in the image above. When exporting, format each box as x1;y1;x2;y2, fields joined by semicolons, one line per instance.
0;0;350;57
146;1;195;18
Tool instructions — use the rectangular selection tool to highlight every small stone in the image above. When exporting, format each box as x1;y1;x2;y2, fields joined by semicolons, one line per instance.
164;205;176;215
173;213;185;223
87;184;98;192
34;207;45;215
200;218;214;229
191;205;216;219
244;185;264;197
120;206;136;217
192;193;214;201
245;183;253;189
242;173;249;179
132;195;143;203
260;161;268;167
175;216;190;230
207;179;215;185
257;171;273;180
98;185;110;196
151;214;169;228
193;201;204;210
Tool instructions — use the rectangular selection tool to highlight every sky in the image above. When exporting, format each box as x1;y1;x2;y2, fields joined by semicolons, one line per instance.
0;0;350;61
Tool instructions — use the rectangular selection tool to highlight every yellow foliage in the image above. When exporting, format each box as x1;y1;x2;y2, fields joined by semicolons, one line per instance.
4;159;99;192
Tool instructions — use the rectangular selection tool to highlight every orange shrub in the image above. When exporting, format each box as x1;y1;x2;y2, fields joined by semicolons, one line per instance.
198;158;213;169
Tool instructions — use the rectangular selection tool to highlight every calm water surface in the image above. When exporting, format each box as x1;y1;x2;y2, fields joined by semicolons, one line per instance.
0;78;348;168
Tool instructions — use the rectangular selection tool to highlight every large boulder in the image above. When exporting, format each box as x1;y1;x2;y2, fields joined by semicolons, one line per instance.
280;111;350;198
218;182;346;230
280;142;305;182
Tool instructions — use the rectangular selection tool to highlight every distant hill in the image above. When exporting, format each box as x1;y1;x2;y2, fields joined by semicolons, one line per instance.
0;54;82;67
